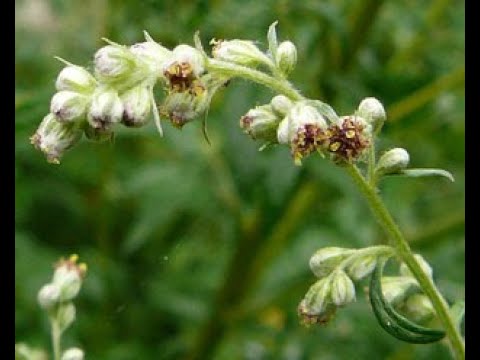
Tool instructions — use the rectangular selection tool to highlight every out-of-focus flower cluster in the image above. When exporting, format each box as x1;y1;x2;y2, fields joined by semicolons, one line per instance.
36;255;87;360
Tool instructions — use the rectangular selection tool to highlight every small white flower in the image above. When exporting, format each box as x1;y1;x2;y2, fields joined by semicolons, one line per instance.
278;103;328;165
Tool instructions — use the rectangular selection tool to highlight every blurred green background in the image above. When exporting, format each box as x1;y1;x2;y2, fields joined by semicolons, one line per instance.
15;0;464;359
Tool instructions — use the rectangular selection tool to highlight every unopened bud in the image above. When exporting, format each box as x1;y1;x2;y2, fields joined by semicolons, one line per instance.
37;283;61;309
94;45;136;81
330;271;356;306
88;88;124;130
357;97;386;128
403;294;435;323
120;85;151;127
239;105;280;142
302;278;332;316
380;276;419;306
30;114;82;164
130;41;171;75
270;95;293;116
211;39;270;66
160;86;209;128
50;91;89;123
56;66;96;94
347;255;377;281
399;254;433;280
309;247;353;278
61;348;84;360
276;41;297;75
376;148;410;175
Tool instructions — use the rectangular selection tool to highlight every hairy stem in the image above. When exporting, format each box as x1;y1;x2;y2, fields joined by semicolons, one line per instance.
51;319;61;360
345;164;464;360
206;59;304;101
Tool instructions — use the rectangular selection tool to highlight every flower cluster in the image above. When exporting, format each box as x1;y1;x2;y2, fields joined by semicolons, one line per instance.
30;32;227;163
31;23;387;167
241;97;384;165
298;246;437;327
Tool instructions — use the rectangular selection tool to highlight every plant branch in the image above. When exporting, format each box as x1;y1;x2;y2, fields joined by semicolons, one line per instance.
345;163;464;360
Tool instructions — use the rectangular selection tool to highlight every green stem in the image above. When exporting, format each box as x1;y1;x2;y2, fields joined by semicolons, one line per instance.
345;164;464;360
51;319;61;360
206;59;305;101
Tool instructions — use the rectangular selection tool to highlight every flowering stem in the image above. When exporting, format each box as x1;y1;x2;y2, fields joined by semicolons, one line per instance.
206;59;305;101
345;163;465;360
51;318;61;360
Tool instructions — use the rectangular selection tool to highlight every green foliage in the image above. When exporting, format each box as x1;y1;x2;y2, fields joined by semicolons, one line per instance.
16;0;464;358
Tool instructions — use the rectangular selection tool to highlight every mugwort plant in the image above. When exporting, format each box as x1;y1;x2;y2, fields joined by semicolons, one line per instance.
29;22;464;359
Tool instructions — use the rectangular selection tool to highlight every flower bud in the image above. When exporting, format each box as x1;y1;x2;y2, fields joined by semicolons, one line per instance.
380;276;418;306
347;255;377;281
357;97;386;128
402;294;435;323
57;303;76;332
239;105;280;142
50;91;89;123
55;66;96;94
302;278;332;316
37;283;61;310
61;348;84;360
330;270;356;306
160;84;209;128
130;41;171;75
376;148;410;175
270;95;293;116
88;88;124;130
120;85;151;127
211;39;271;66
309;247;354;278
30;114;82;164
399;254;433;280
94;45;136;82
276;41;297;75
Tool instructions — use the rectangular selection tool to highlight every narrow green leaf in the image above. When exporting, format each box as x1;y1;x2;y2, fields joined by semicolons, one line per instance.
267;21;279;62
396;168;455;182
